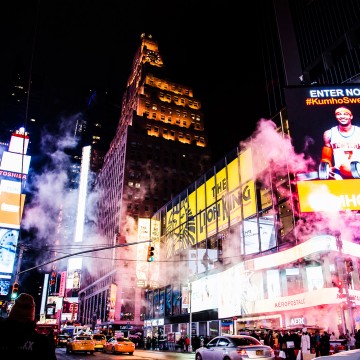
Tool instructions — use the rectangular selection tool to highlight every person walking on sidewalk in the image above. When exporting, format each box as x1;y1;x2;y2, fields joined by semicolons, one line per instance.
185;335;190;352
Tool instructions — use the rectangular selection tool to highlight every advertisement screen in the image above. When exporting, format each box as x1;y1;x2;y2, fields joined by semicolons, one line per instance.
0;278;11;296
0;193;26;229
0;228;19;273
284;85;360;212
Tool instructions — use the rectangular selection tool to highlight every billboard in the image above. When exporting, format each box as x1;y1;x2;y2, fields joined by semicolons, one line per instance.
0;229;19;273
0;152;31;174
164;150;258;258
0;192;26;229
284;85;360;212
0;274;12;296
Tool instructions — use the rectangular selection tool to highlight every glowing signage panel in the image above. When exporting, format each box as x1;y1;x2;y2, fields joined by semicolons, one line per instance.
285;85;360;213
0;229;19;273
0;152;31;174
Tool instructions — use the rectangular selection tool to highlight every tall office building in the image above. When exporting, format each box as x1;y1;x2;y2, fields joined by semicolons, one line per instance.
257;0;360;118
77;34;212;334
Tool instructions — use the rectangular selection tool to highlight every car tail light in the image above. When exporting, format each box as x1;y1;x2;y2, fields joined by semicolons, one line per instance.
237;349;247;355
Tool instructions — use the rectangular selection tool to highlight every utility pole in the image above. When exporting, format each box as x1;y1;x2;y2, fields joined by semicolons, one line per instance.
335;231;355;335
14;244;25;284
189;282;192;352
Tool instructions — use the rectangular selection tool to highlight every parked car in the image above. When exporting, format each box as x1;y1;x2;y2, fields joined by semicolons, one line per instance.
92;333;106;351
195;335;275;360
66;334;95;355
57;334;69;347
103;336;135;355
314;349;360;360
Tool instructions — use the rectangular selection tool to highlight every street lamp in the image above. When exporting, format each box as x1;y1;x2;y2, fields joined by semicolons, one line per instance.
188;282;192;352
334;231;355;335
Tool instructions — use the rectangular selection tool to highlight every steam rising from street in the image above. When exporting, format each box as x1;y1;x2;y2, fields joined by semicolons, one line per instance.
19;116;359;290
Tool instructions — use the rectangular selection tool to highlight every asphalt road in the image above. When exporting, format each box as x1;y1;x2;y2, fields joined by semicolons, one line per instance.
56;347;195;360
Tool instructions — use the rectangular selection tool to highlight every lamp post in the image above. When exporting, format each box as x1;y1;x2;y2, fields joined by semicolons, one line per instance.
335;231;355;335
189;282;192;352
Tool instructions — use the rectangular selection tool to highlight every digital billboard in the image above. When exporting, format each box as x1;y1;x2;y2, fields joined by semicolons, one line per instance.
284;85;360;212
164;150;258;258
0;229;19;273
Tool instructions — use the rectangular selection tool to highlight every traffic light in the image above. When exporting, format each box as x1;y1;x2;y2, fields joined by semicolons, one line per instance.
11;282;19;300
147;245;155;262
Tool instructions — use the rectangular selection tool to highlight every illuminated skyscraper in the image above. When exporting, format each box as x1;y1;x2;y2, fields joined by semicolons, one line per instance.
78;34;212;333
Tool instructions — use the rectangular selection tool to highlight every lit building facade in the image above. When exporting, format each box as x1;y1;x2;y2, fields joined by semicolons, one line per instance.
144;84;360;340
77;34;212;335
0;128;30;304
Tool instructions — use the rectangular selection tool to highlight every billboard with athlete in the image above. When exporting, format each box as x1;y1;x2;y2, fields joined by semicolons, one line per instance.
284;85;360;212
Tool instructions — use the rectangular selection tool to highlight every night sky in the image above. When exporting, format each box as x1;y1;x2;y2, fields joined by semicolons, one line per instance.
1;0;268;162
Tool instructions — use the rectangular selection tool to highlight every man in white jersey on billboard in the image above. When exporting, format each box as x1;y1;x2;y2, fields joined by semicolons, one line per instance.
319;106;360;179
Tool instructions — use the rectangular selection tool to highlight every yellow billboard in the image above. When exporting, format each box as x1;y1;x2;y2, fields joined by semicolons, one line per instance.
0;192;25;229
297;179;360;212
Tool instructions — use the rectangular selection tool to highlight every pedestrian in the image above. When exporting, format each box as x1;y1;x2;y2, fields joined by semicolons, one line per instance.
0;293;57;359
349;333;356;350
320;331;330;356
355;329;360;349
185;334;190;352
301;328;311;358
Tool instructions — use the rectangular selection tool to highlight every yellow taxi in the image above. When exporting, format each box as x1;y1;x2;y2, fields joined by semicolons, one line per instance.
66;334;95;355
103;336;135;355
92;333;106;351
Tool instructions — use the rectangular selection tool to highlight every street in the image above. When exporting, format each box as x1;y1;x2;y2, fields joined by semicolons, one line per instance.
56;347;195;360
